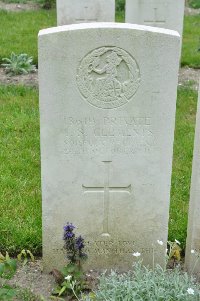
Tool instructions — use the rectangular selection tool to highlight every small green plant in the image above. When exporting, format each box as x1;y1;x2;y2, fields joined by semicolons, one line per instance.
17;249;35;266
188;0;200;8
167;239;182;262
15;287;45;301
53;264;85;298
2;52;36;76
0;286;16;301
42;0;55;9
0;252;17;280
81;292;96;301
52;223;88;299
0;252;17;301
0;252;44;301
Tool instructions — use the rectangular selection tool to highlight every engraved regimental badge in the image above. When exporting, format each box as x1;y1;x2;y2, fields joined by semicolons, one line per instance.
77;47;141;109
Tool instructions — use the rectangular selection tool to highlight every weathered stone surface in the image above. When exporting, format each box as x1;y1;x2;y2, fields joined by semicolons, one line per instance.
39;23;180;272
57;0;115;26
185;81;200;278
125;0;184;36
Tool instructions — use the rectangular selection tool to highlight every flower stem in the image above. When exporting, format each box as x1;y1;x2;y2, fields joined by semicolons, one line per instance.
70;281;81;301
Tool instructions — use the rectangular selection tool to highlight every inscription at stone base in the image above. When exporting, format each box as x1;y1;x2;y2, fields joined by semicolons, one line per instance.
54;242;155;256
84;240;155;256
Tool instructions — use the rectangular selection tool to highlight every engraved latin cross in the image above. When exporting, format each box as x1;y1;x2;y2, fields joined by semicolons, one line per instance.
82;161;131;236
144;7;166;26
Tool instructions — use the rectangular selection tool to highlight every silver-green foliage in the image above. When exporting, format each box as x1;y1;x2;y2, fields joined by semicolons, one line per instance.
85;262;200;301
2;52;36;76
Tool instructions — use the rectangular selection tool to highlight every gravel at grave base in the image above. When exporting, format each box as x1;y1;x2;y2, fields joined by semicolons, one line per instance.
5;258;185;301
184;6;200;16
0;67;199;91
178;67;200;91
8;260;55;301
7;259;100;301
0;0;40;11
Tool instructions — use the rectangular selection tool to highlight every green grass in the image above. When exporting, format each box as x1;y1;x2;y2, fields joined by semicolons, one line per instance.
0;85;41;255
181;15;200;68
0;10;199;68
116;11;124;23
0;9;56;65
0;9;123;66
169;87;198;248
0;85;197;254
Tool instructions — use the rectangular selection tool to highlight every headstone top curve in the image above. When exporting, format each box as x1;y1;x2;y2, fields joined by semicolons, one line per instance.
38;22;180;38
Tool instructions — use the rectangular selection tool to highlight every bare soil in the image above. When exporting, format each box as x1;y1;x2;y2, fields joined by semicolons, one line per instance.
0;68;38;87
6;258;185;301
184;6;200;16
0;0;40;11
178;66;200;90
7;260;99;301
9;260;55;300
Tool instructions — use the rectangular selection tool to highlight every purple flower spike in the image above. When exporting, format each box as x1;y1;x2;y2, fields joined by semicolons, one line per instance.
63;222;87;263
75;236;85;250
64;222;76;232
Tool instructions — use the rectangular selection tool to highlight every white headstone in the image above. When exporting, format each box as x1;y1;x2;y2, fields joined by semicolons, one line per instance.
57;0;115;26
185;81;200;278
39;23;180;272
125;0;184;38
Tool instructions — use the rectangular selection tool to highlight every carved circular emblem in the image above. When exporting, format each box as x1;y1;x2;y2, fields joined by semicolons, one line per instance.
77;47;141;109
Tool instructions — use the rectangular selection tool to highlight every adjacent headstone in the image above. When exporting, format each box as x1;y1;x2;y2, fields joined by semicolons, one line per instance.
125;0;184;41
39;23;180;272
57;0;115;26
185;81;200;278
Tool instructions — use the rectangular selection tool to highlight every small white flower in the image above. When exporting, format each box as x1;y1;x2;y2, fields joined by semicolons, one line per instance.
166;248;168;253
133;252;141;257
65;275;72;281
157;240;164;246
175;239;181;245
191;249;195;254
187;288;194;295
